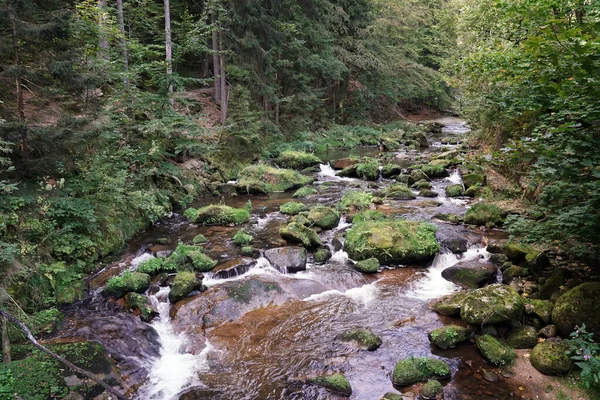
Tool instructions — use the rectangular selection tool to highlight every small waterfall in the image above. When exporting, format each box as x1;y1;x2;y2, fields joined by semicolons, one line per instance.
319;163;337;177
446;170;463;185
137;287;212;400
203;257;280;287
128;252;155;271
378;165;383;181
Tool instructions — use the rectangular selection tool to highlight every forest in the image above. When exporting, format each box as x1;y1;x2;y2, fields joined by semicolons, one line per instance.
0;0;599;399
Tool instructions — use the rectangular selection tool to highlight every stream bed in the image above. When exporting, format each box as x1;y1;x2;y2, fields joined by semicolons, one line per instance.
55;118;532;400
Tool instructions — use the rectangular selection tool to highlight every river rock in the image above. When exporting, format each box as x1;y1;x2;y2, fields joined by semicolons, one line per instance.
313;247;332;264
392;357;450;385
462;173;485;188
530;341;572;375
280;222;322;249
308;206;340;229
339;329;382;351
124;292;158;322
264;247;307;273
464;202;505;226
168;271;203;303
381;393;403;400
344;218;439;264
502;266;530;282
441;260;497;289
235;165;313;194
382;164;403;178
381;183;416;200
552;282;600;338
538;268;573;300
460;284;524;324
506;325;538;349
538;325;557;338
524;299;553;325
419;189;438;198
489;253;508;267
210;257;257;279
420;380;443;400
332;158;358;170
103;271;151;299
441;237;468;253
397;174;415;186
486;241;505;253
431;291;469;316
428;325;470;349
476;334;516;366
354;257;380;273
308;374;352;396
276;150;322;170
183;204;250;225
445;184;463;197
410;169;430;182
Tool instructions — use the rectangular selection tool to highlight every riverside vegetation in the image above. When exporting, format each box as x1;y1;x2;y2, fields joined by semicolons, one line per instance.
0;0;599;399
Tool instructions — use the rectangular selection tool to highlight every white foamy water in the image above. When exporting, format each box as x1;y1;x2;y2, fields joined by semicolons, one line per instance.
408;246;490;300
318;163;355;181
330;249;350;264
137;287;212;400
126;252;155;271
303;281;378;306
202;257;281;287
446;170;462;184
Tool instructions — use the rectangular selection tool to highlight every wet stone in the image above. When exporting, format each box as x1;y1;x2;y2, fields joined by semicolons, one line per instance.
264;247;307;273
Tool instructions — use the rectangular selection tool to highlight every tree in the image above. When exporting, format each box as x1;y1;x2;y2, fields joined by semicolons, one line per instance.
164;0;174;107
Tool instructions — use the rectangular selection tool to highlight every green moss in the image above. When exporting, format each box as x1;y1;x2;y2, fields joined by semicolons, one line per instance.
354;257;380;273
233;229;253;246
340;329;382;351
314;247;332;263
240;246;256;257
104;271;151;298
462;173;485;188
168;271;200;303
461;284;524;324
505;242;530;262
338;190;373;212
420;164;449;178
355;158;380;181
525;299;553;325
381;164;403;178
308;206;340;229
421;380;443;399
433;213;461;224
124;292;156;322
136;257;174;274
552;282;600;337
381;392;403;400
381;183;416;200
431;291;469;316
419;189;438;198
410;169;429;182
167;244;217;272
344;217;439;264
280;201;309;215
506;325;538;349
225;279;282;304
187;250;218;272
235;164;313;194
184;205;250;225
279;222;322;249
428;325;470;349
276;150;322;170
308;374;352;396
392;357;451;385
293;186;318;198
413;179;432;190
192;234;207;244
445;184;464;197
464;202;505;226
530;341;572;375
351;210;388;224
476;334;516;366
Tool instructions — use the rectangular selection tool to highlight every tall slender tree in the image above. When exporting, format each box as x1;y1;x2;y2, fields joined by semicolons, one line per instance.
116;0;129;88
164;0;174;107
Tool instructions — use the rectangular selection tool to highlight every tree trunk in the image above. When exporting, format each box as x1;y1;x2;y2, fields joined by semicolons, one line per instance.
219;30;227;124
98;0;109;59
212;29;221;104
202;51;209;78
116;0;129;88
1;316;10;364
164;0;174;107
9;3;27;158
0;309;128;399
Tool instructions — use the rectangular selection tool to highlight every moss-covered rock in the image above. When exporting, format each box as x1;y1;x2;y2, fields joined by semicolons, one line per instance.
332;158;358;170
276;150;322;170
344;217;439;264
280;222;322;249
104;271;151;298
445;184;464;197
525;250;550;278
421;164;449;178
381;392;403;400
460;284;524;324
356;158;380;181
413;179;432;190
441;261;497;289
235;164;313;194
429;159;453;168
428;325;470;349
462;174;485;188
233;229;253;246
168;271;202;303
293;186;318;198
381;164;403;178
136;257;173;275
240;246;258;257
354;257;380;273
463;185;482;197
192;234;207;244
419;189;438;198
431;291;469;316
340;329;382;351
506;325;538;349
530;341;572;375
524;299;553;325
124;292;158;322
308;206;340;229
314;247;332;264
166;244;218;272
338;190;373;212
280;201;309;215
397;174;415;186
308;374;352;396
464;202;505;226
476;334;516;366
184;205;250;225
433;213;461;224
552;282;600;338
392;357;451;385
502;266;530;281
539;268;573;300
421;380;443;400
505;242;529;263
411;169;430;182
381;183;416;200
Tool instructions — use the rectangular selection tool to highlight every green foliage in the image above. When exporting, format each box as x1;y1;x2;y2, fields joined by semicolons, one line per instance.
293;186;318;198
233;229;253;246
0;351;67;400
356;158;380;181
184;205;250;226
236;164;312;194
568;324;600;389
136;257;171;274
167;244;217;272
279;202;309;216
276;151;322;170
464;202;505;226
338;191;373;212
105;271;151;298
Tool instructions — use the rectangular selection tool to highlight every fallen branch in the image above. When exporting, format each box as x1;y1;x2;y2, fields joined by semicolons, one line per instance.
0;309;129;400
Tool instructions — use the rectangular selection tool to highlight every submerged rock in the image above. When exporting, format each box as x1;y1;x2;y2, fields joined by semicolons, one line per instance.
552;282;600;338
476;334;516;366
354;257;380;273
308;373;352;396
441;260;497;289
420;380;443;400
264;247;308;273
460;284;524;324
530;341;572;375
428;325;470;349
339;329;382;351
392;357;450;385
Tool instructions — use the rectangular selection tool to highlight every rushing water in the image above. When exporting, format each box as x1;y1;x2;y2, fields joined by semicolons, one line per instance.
65;118;527;400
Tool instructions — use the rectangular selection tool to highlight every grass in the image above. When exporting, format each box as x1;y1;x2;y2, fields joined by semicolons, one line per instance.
276;150;322;169
184;204;250;225
338;190;373;212
233;229;253;246
464;202;505;226
293;186;318;198
279;201;309;215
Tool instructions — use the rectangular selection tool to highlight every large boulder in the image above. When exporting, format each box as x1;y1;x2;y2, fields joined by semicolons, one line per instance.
344;218;439;264
506;325;538;349
235;165;312;194
279;223;322;249
431;291;469;316
103;271;151;299
538;268;574;300
392;357;450;385
552;282;600;338
464;202;505;226
308;206;340;229
476;334;516;366
441;260;497;289
276;150;322;170
460;284;524;324
524;299;553;325
168;271;203;303
530;341;572;375
441;237;468;253
264;247;307;273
